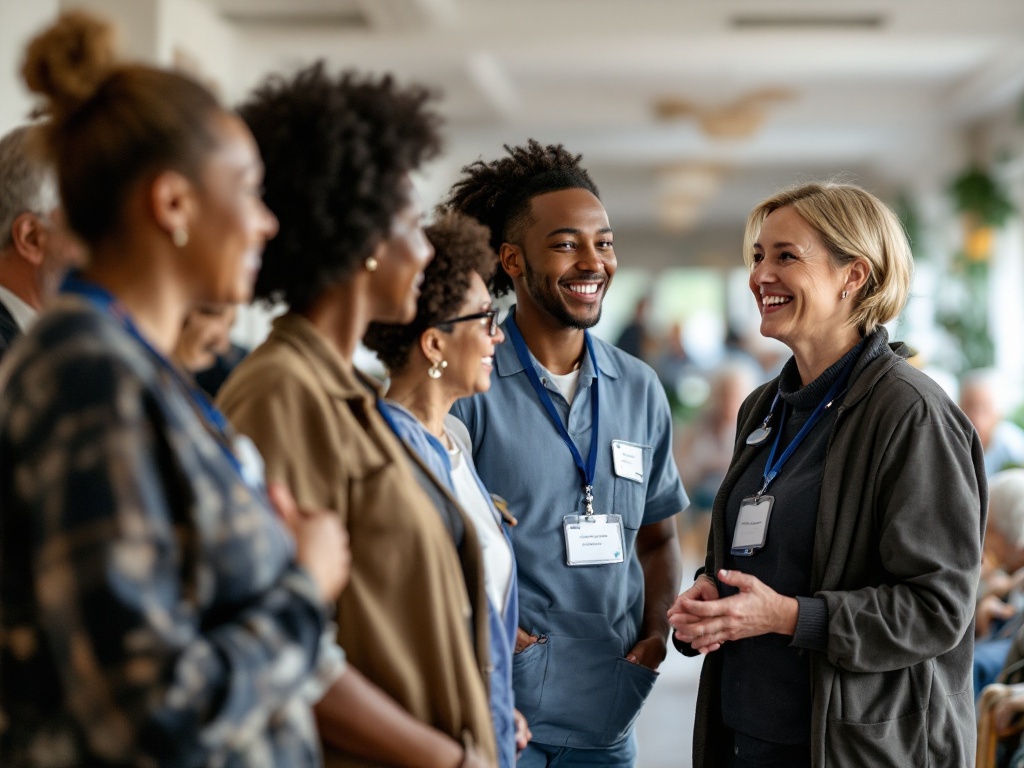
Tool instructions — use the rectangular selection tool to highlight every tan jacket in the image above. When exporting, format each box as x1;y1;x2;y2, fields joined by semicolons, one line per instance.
217;313;496;767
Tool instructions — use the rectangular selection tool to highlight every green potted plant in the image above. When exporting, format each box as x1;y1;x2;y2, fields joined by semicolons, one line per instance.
938;165;1017;370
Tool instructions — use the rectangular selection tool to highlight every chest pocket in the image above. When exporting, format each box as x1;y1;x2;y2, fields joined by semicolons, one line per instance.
610;441;651;529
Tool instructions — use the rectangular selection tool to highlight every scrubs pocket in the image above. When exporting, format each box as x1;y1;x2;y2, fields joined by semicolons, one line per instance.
603;656;659;744
534;633;623;737
520;632;659;747
612;443;651;530
511;636;548;711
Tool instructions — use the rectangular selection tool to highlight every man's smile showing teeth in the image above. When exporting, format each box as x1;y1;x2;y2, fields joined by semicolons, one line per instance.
567;282;600;296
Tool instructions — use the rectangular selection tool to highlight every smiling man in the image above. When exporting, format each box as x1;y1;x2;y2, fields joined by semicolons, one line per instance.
447;141;689;768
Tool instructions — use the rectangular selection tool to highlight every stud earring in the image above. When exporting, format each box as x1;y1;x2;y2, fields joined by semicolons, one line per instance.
428;360;447;379
841;290;849;300
172;227;189;248
365;256;378;272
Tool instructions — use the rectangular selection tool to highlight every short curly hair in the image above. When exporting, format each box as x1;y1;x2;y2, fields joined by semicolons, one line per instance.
442;140;598;296
238;63;443;312
364;210;497;373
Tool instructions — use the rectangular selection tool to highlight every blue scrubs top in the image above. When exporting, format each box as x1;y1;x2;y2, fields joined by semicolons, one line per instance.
451;308;688;750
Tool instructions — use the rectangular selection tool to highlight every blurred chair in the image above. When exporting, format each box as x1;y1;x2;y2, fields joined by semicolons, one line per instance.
978;682;1024;768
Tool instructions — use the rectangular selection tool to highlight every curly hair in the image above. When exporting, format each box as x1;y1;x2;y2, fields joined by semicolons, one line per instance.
238;63;443;312
364;210;497;373
22;10;220;246
442;139;598;296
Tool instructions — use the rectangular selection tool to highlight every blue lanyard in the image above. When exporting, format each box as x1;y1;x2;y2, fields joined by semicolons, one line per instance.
758;358;855;497
505;314;600;515
61;273;242;476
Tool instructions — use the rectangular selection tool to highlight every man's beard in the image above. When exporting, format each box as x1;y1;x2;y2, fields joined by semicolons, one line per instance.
522;257;603;330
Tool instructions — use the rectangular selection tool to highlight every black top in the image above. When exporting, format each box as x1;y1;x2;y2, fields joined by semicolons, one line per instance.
0;298;21;362
720;335;869;746
194;344;248;399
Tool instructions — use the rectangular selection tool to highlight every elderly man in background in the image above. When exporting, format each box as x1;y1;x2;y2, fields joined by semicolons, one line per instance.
960;369;1024;477
975;469;1024;699
0;124;85;356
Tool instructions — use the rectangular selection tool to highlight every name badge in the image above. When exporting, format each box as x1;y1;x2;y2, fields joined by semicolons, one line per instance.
731;495;774;556
611;440;645;483
234;434;267;492
563;514;625;565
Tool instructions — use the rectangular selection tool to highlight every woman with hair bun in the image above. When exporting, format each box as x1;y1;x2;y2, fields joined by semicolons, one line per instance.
1;11;348;767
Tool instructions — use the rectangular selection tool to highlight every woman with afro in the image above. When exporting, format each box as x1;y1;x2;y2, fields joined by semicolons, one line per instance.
216;65;497;767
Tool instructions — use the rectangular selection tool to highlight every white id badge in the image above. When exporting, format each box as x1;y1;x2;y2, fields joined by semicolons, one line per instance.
611;440;645;483
233;434;267;492
563;514;626;565
731;495;774;556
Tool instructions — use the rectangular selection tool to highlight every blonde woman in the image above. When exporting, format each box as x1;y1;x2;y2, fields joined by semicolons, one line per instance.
669;182;985;767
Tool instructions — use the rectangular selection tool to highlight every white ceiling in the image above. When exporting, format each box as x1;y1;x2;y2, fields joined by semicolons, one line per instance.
192;0;1024;247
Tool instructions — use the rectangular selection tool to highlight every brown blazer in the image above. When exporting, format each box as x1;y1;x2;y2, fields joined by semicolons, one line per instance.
217;313;496;766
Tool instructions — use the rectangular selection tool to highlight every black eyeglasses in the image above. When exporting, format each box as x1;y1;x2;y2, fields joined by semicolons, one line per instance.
438;308;500;337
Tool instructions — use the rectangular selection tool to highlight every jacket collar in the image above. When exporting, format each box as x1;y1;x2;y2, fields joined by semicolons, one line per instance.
269;312;383;403
838;327;906;413
493;306;621;382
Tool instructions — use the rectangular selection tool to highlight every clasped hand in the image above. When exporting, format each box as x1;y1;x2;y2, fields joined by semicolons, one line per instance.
667;569;798;655
269;482;350;604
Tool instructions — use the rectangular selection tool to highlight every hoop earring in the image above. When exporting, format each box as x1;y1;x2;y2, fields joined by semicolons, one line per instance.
841;290;849;300
172;227;189;248
365;256;378;272
428;360;447;379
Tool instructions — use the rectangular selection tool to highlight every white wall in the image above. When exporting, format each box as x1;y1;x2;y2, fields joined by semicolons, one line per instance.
157;0;236;101
0;0;60;134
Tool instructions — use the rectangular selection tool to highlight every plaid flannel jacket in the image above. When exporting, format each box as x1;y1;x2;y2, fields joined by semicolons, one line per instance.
0;297;329;768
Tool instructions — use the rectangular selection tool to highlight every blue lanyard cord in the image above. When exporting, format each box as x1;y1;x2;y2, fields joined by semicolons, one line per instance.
61;274;242;475
759;358;856;496
505;316;600;514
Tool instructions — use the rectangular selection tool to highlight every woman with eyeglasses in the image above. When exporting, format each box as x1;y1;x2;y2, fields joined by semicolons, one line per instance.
364;211;529;768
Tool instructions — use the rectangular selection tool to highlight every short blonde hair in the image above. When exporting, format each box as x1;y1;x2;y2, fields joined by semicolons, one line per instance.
742;182;913;335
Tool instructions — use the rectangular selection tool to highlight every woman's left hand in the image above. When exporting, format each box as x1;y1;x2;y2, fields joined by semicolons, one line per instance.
672;568;799;653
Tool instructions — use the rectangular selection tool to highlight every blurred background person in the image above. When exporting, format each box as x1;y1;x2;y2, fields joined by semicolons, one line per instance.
0;123;84;357
217;64;497;766
174;302;248;397
614;293;653;361
0;11;349;767
364;210;529;767
669;182;984;768
651;320;693;408
975;470;1024;699
960;369;1024;477
675;362;757;558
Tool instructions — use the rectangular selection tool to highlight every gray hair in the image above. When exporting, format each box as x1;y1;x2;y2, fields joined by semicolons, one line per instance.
0;125;59;251
989;469;1024;549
